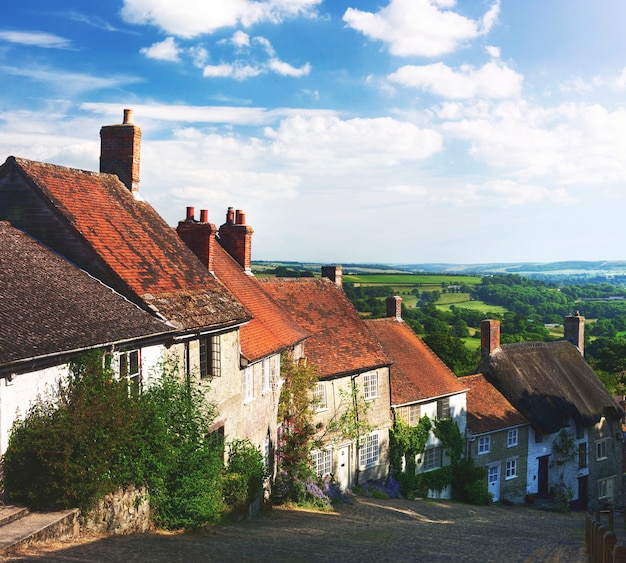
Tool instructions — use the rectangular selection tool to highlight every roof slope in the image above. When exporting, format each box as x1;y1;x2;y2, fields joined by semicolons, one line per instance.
5;157;249;330
366;317;466;405
0;221;173;368
211;244;309;362
462;373;528;435
479;341;623;434
260;278;389;378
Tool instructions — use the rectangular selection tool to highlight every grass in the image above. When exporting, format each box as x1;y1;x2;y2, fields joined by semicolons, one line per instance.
343;274;482;286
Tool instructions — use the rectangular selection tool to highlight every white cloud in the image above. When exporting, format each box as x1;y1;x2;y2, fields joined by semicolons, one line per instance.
231;30;250;48
615;67;626;90
140;37;181;61
203;63;263;80
0;65;141;95
263;114;442;173
485;45;500;58
0;30;72;49
389;61;522;99
343;0;500;57
441;100;626;185
268;59;311;77
121;0;322;38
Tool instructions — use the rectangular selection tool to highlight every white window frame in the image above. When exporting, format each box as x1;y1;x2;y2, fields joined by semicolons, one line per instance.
363;371;378;400
117;349;141;394
261;358;271;394
311;448;332;477
505;458;518;480
478;436;490;455
244;366;254;403
314;382;327;412
598;476;614;501
507;428;519;448
359;432;380;469
596;438;609;461
488;465;499;485
422;446;442;472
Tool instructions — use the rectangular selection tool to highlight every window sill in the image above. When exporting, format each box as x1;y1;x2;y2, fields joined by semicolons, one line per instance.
244;397;255;405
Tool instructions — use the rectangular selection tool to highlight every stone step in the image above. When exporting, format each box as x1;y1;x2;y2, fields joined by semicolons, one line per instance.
0;507;80;556
0;505;28;528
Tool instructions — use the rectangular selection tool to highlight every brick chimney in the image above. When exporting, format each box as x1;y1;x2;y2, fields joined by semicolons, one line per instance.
218;207;253;272
564;311;585;356
321;265;343;289
386;296;402;320
100;109;142;193
176;207;218;272
481;319;501;359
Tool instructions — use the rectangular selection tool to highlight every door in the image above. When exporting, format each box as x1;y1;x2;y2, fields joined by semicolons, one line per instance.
577;476;588;511
488;464;500;502
538;455;550;497
337;444;351;490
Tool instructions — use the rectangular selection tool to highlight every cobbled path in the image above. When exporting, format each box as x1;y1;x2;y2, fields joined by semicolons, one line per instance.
4;497;588;562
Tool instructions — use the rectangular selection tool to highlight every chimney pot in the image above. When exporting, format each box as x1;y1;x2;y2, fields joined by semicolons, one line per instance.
236;210;246;225
226;207;235;225
200;209;209;223
186;206;195;221
100;109;142;193
123;109;133;124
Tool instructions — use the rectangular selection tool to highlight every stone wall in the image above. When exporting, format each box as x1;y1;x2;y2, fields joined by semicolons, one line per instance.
81;485;150;535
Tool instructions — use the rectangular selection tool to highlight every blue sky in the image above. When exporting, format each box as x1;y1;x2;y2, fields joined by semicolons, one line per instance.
2;1;626;264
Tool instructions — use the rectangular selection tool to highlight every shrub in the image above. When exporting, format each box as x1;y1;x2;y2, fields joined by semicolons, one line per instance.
224;439;267;516
451;459;490;505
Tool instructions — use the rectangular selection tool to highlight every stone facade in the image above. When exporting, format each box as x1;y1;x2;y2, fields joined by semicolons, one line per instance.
82;485;150;535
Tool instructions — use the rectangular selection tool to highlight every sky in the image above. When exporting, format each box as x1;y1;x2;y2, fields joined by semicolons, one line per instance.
2;1;626;265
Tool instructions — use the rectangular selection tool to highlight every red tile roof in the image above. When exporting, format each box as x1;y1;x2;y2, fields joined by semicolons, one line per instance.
0;221;173;369
366;317;466;405
461;373;528;435
6;157;249;330
260;278;390;378
211;244;309;362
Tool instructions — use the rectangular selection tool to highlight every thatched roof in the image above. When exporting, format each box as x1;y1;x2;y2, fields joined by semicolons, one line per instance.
478;340;623;435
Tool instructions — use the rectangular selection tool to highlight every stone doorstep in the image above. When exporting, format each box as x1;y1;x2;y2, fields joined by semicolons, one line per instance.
0;506;28;528
0;507;80;555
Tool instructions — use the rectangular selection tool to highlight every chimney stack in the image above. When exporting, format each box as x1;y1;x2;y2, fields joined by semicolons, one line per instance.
481;319;501;359
100;109;142;193
218;207;253;272
564;311;585;356
176;207;217;272
386;296;402;320
321;265;343;289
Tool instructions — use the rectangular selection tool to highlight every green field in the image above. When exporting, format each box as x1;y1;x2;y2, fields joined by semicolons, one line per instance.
435;293;508;314
343;274;482;286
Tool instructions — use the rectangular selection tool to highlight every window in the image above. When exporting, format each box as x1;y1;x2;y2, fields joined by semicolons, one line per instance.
507;428;518;448
314;382;327;411
437;397;450;420
596;438;609;461
262;358;271;393
488;465;498;485
200;335;221;379
243;366;254;403
398;404;421;426
359;432;379;469
598;477;614;501
575;422;584;440
363;372;378;400
505;459;517;479
578;442;588;469
311;448;332;477
478;436;490;454
118;350;140;394
423;446;442;471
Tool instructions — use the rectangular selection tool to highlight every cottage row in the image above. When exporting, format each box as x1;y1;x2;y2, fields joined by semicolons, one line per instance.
0;111;622;509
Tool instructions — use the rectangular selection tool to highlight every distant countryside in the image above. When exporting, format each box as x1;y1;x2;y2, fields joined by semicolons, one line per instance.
254;262;626;393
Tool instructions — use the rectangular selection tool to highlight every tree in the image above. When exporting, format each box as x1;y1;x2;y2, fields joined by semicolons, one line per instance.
423;332;480;376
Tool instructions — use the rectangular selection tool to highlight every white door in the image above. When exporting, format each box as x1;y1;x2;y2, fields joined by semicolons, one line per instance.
488;464;500;502
337;444;351;490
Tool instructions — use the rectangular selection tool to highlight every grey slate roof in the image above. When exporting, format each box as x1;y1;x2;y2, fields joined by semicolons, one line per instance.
0;221;174;370
478;340;623;434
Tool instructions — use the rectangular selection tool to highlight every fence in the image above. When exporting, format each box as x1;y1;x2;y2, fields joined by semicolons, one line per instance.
586;511;626;562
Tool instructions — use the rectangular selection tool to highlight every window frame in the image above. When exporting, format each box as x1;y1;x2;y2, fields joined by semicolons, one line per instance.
311;447;333;477
477;436;490;455
507;428;519;448
359;432;380;469
313;381;327;412
200;335;222;380
243;366;254;403
117;349;141;394
578;442;588;469
505;458;518;480
363;371;379;400
422;446;442;472
261;358;271;394
596;438;609;461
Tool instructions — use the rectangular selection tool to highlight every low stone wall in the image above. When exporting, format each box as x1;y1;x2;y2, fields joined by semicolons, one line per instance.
81;485;150;535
